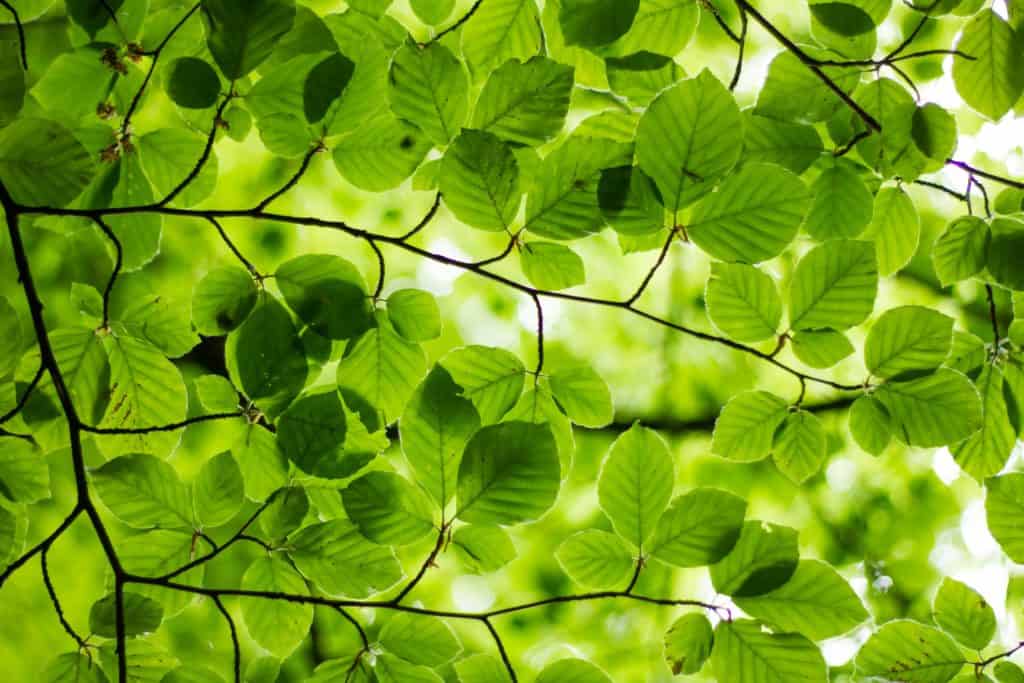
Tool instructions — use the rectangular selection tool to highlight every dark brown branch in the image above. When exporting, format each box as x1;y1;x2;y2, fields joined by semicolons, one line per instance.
158;93;234;206
429;0;483;44
531;293;545;378
948;160;1024;190
392;523;449;604
0;363;44;425
92;216;123;329
0;507;81;589
367;238;386;301
986;284;1001;347
81;411;243;435
206;216;261;278
120;3;200;137
729;3;749;91
624;229;676;306
212;596;241;683
255;143;324;211
0;0;26;68
484;618;517;682
913;179;966;201
736;0;881;131
399;192;443;241
41;549;90;651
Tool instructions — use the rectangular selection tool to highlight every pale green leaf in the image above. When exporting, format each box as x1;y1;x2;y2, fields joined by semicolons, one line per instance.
791;329;854;369
193;451;243;528
856;620;965;682
549;364;613;428
876;368;983;448
388;40;468;145
932;216;989;286
277;254;372;341
865;305;954;378
788;239;878;331
863;186;920;277
456;421;560;525
460;0;542;74
520;242;586;291
735;560;868;640
597;424;674;549
953;10;1024;120
91;453;193;530
288;519;402;597
711;391;788;462
0;118;93;207
441;346;525;424
388;289;442;342
987;473;1024;563
191;266;259;336
804;163;873;241
712;619;827;683
471;56;574;147
379;612;461;668
536;659;612;683
0;438;49;504
556;529;634;589
342;471;435;545
705;262;783;342
664;613;714;676
333;111;431;191
952;365;1015;480
772;410;827;484
452;524;517;574
89;591;163;638
240;555;313;658
440;129;521;232
710;520;799;597
934;577;996;650
648;488;746;568
849;394;892;456
203;0;296;79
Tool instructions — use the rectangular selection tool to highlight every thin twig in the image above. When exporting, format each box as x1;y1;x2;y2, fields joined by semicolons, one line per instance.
92;216;123;329
81;411;243;436
212;596;241;683
206;216;261;278
392;524;448;604
0;364;45;425
399;193;443;241
0;0;27;69
41;550;90;651
428;0;484;44
255;143;324;211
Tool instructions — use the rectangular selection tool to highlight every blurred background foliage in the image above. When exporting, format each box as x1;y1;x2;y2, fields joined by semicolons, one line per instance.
1;0;1022;680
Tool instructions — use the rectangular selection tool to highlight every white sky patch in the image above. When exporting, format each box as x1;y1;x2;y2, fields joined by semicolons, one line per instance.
954;565;1009;621
961;500;1000;558
416;237;470;295
826;457;858;494
822;635;861;667
451;575;495;612
995;0;1010;20
932;448;961;485
517;297;564;333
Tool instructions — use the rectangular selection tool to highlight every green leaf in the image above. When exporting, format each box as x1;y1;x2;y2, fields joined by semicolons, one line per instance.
233;427;288;502
856;620;965;682
191;266;258;336
411;0;454;24
379;612;461;668
471;56;574;147
863;185;920;277
712;620;827;683
162;665;226;683
337;315;428;422
202;0;297;79
849;394;892;456
933;577;996;650
648;488;746;567
788;239;878;331
455;654;511;683
42;653;109;683
332;111;431;191
0;41;24;129
772;410;827;484
456;421;560;525
506;383;576;476
664;613;714;676
388;289;441;342
756;49;862;124
637;69;743;213
852;78;920;180
520;242;586;291
987;473;1024;562
953;10;1024;120
558;0;639;48
711;391;788;462
951;365;1015;480
89;592;163;638
523;136;633;240
240;555;313;658
605;0;700;57
604;52;686;106
549;364;613;428
741;112;824;175
91;453;193;530
804;163;873;241
996;663;1024;683
912;103;958;169
276;254;372;341
452;524;517;574
277;390;369;479
932;216;990;286
791;329;854;369
260;486;308;541
193;452;243;528
304;53;355;124
400;365;481;508
117;529;203;617
689;162;809;263
809;2;875;36
0;297;22;377
556;529;634;588
165;57;221;110
876;368;983;447
988;218;1024;290
441;346;525;424
101;335;188;458
342;471;435;545
735;559;868;640
0;439;49;504
710;520;799;597
194;375;239;413
0;119;93;207
597;424;673;548
226;293;308;418
460;0;542;74
289;519;400;595
705;262;783;342
536;659;613;683
440;129;521;232
375;654;443;683
31;47;113;121
597;166;665;236
865;306;954;378
388;41;468;145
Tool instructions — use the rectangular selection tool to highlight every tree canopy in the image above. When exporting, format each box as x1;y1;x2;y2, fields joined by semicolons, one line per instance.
1;0;1024;681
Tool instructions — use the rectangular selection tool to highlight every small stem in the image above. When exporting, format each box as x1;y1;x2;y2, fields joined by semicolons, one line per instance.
41;549;90;651
0;364;45;425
